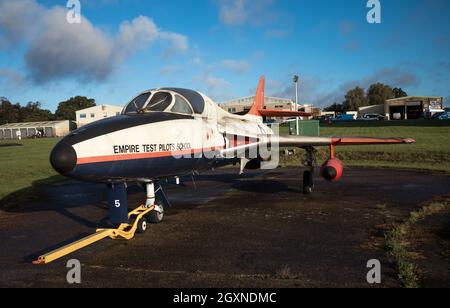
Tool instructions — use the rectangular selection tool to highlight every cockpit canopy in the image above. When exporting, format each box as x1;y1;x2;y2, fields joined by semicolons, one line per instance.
123;88;205;116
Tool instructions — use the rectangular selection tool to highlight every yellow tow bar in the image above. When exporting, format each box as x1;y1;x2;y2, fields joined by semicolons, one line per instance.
33;205;155;265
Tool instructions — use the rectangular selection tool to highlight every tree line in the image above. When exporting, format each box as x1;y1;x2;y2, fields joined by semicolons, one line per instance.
324;83;408;112
0;96;96;125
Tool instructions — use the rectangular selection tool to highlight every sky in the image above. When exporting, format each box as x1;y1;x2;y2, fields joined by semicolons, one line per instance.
0;0;449;111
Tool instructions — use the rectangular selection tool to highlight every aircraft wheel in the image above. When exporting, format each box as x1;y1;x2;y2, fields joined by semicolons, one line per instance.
303;170;314;195
137;217;148;234
148;201;164;224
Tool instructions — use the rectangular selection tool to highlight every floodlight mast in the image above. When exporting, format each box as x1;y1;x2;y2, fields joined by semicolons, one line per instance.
293;75;300;135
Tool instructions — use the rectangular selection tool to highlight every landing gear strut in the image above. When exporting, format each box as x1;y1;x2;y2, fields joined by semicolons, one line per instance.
144;182;166;224
303;147;317;194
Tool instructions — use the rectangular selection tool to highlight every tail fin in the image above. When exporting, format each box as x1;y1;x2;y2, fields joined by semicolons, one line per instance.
247;75;311;118
248;76;266;116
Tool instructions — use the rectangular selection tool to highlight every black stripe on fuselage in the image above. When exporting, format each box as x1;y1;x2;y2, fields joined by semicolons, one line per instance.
64;112;194;146
68;153;236;183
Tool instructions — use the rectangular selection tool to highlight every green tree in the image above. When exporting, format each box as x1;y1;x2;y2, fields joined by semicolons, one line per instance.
20;102;54;122
393;87;408;98
0;98;20;124
343;86;368;111
367;83;394;105
55;96;96;121
324;102;344;113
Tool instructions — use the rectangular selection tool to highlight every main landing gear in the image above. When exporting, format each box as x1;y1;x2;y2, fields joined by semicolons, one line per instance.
33;181;171;265
303;147;317;195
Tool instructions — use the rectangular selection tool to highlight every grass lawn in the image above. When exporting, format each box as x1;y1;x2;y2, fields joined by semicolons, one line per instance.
280;120;450;172
0;138;61;206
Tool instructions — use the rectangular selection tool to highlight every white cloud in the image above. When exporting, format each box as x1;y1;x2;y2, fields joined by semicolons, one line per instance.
0;0;44;47
203;74;232;89
220;59;251;74
188;57;203;65
159;32;189;58
0;0;189;84
0;69;26;88
363;68;419;87
160;65;183;76
26;7;115;84
217;0;278;27
219;0;248;26
264;28;290;39
194;72;233;101
115;15;160;61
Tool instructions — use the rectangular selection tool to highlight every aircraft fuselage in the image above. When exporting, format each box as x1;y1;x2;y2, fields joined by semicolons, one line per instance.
50;88;268;183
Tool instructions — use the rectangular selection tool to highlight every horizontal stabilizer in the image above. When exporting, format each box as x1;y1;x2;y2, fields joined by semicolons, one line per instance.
258;109;311;118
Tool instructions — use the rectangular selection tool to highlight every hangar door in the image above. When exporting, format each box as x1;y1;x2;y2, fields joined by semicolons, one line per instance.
21;128;28;138
407;103;422;120
45;127;54;137
390;106;405;120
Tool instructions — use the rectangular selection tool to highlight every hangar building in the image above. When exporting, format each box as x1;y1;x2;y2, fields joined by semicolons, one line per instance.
385;96;443;120
221;96;297;114
76;104;123;127
358;96;444;120
0;120;76;139
220;96;319;119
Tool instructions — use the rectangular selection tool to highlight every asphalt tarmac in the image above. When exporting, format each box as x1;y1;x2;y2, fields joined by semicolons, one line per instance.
0;167;449;288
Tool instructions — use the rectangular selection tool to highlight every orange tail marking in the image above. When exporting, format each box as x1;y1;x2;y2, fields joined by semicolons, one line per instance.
248;76;265;116
247;75;311;118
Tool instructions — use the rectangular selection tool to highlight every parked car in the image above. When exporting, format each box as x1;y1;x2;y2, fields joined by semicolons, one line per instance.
332;114;354;122
357;113;385;121
433;112;450;120
317;115;333;124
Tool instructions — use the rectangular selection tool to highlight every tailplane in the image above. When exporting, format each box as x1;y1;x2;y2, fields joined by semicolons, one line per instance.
247;75;311;118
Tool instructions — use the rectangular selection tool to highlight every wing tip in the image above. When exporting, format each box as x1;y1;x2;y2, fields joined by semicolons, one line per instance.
403;138;416;144
331;137;416;145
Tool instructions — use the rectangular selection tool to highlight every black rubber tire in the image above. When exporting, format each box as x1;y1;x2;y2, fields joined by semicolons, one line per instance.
303;170;314;195
148;202;164;224
137;217;148;234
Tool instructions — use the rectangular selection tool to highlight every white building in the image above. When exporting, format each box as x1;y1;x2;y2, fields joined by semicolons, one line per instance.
0;120;76;139
76;104;123;127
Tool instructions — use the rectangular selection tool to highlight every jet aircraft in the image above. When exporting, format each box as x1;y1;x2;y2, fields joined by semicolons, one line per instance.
50;76;415;227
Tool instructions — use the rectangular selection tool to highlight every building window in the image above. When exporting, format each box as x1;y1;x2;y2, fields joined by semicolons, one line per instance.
80;114;86;119
90;113;95;118
116;112;120;116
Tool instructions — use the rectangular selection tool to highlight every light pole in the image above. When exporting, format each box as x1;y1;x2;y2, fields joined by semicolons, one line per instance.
293;75;300;135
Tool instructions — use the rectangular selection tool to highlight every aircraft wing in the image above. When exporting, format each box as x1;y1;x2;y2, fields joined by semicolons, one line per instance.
219;135;415;158
278;135;416;146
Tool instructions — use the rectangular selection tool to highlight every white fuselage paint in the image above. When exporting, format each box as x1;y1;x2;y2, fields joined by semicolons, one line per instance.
69;92;274;182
